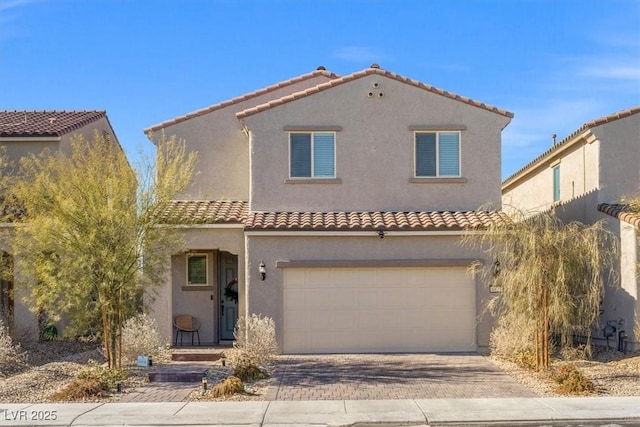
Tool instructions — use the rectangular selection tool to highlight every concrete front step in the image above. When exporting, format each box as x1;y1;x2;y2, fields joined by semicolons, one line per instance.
171;352;222;362
148;365;209;383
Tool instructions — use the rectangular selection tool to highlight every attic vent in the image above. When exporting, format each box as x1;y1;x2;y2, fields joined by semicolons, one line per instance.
372;82;380;88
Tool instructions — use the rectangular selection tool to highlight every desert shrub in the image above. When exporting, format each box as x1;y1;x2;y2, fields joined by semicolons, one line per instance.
121;313;167;364
490;315;535;361
511;349;537;370
232;314;278;367
0;319;27;376
50;379;104;401
551;364;595;395
76;359;127;391
208;376;244;398
559;344;590;361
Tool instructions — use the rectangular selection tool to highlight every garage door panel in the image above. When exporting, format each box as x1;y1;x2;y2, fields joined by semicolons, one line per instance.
283;267;476;353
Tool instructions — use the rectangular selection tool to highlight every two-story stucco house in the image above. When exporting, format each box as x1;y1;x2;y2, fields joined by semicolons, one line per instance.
502;107;640;351
0;110;120;340
146;65;513;354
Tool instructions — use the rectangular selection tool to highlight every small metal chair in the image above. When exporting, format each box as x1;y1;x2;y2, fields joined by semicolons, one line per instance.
174;315;200;346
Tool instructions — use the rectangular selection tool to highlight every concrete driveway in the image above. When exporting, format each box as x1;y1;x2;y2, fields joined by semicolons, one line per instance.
265;354;537;400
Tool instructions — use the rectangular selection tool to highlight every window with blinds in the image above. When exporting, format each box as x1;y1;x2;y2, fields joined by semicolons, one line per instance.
415;131;461;177
290;132;335;178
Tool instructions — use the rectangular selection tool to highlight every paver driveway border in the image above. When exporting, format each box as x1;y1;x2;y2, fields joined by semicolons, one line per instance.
265;353;537;400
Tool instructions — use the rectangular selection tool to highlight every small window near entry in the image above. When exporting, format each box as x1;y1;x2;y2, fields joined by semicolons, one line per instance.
290;132;336;178
553;165;560;202
187;254;208;285
415;131;461;177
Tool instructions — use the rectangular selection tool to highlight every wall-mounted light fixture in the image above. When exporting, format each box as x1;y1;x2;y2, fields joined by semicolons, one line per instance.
492;259;501;277
377;230;386;239
259;261;266;281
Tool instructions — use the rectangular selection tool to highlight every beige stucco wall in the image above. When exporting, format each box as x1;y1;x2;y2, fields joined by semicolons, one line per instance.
245;233;496;353
595;114;640;203
148;75;334;201
149;227;245;344
502;138;600;218
242;74;511;212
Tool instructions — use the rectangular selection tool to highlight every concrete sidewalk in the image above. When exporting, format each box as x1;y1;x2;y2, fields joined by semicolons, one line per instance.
1;397;639;426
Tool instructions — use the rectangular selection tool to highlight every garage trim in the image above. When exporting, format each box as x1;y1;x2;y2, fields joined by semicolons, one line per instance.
277;259;482;269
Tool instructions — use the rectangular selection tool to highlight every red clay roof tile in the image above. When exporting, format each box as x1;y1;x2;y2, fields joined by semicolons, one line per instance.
0;110;106;138
598;203;640;228
245;209;511;231
144;69;339;133
236;67;514;120
160;200;248;224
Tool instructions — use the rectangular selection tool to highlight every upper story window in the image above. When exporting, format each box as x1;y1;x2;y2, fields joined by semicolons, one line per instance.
415;131;461;177
290;132;335;178
187;253;208;285
553;165;560;202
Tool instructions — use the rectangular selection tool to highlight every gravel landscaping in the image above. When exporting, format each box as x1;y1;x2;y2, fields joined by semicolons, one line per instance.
0;341;638;402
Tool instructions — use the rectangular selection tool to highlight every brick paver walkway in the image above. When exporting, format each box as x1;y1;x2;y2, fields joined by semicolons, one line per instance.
118;382;197;402
265;354;537;400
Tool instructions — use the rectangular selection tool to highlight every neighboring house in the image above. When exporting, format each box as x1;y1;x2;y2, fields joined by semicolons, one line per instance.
502;107;640;351
146;65;513;354
0;110;119;340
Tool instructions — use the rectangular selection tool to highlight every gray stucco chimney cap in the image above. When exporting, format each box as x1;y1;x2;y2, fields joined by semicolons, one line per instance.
317;66;326;70
370;63;380;69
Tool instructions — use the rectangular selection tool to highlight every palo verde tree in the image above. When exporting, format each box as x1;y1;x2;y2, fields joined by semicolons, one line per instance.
465;211;617;370
9;132;196;368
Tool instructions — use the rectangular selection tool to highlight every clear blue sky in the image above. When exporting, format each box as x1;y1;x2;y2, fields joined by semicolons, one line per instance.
1;0;639;179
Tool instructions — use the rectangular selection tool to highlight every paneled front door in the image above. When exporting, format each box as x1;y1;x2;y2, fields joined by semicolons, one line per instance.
219;252;238;341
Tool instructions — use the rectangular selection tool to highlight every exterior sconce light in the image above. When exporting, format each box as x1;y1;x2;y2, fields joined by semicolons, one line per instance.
492;259;501;277
377;230;385;239
259;261;266;280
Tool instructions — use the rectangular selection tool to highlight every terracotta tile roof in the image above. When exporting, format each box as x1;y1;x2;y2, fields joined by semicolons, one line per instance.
160;200;248;224
503;106;640;187
245;210;511;231
145;68;339;133
236;66;514;120
598;203;640;228
0;110;107;137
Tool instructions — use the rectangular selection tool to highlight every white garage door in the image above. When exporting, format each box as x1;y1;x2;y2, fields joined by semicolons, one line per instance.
283;267;476;353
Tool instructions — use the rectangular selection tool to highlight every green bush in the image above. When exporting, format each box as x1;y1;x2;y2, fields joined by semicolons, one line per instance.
76;360;127;391
551;364;595;395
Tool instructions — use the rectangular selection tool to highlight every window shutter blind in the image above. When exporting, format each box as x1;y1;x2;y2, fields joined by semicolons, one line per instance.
438;132;460;176
313;133;335;177
415;133;436;176
290;133;312;177
553;166;560;201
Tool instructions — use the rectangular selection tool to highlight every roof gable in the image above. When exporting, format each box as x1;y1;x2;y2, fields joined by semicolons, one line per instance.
144;68;339;133
236;66;514;120
0;110;107;138
503;106;640;188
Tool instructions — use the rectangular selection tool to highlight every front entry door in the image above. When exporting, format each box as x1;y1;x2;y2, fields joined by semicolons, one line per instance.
219;252;238;341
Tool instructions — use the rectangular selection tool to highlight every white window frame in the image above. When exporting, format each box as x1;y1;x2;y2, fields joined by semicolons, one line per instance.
414;131;462;178
186;253;209;286
288;131;337;179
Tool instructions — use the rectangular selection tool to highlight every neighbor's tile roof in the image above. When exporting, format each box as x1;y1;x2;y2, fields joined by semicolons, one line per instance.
598;203;640;228
245;210;511;231
0;110;107;137
160;200;249;224
236;66;514;120
503;106;640;187
144;68;339;133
